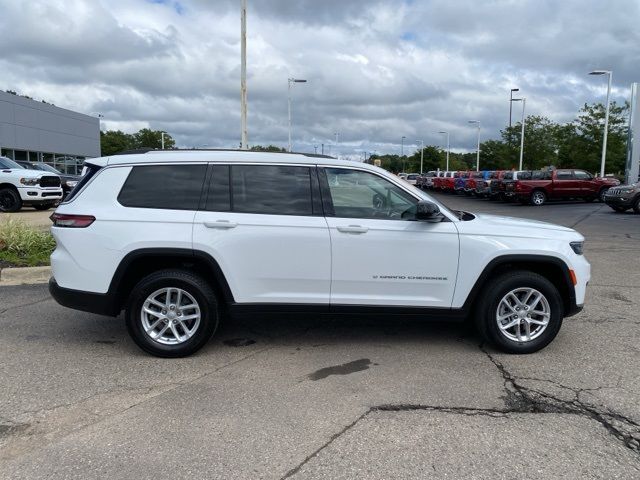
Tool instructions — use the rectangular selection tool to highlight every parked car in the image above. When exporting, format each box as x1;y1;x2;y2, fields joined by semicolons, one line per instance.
416;171;437;189
440;171;459;193
604;183;640;213
502;171;535;201
466;171;490;196
488;171;509;200
511;169;620;206
404;173;420;185
454;171;471;195
16;161;80;197
49;150;589;357
0;156;63;212
431;171;446;190
476;171;502;198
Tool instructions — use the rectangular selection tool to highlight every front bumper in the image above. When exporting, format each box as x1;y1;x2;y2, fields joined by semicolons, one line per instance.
604;195;636;208
18;187;63;203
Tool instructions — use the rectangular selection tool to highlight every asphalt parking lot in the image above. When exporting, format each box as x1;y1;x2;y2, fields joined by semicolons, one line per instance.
1;195;639;479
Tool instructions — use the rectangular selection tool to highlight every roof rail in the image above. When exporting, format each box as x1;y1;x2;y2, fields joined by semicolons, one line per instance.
111;148;335;159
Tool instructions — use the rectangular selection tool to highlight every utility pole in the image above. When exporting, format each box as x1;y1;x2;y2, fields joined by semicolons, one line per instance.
417;140;424;174
401;136;406;172
240;0;248;149
288;78;307;152
161;132;165;150
509;88;519;128
589;70;613;177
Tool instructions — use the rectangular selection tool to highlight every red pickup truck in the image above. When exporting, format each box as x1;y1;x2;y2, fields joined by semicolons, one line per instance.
512;169;620;206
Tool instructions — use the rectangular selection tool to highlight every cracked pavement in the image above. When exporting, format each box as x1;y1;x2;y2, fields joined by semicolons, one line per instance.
0;197;639;479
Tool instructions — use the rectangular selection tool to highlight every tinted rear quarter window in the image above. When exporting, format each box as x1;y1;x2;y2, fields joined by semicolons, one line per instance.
63;162;102;203
118;164;207;210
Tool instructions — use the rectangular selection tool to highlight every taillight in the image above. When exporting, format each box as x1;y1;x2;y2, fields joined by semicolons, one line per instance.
50;213;96;228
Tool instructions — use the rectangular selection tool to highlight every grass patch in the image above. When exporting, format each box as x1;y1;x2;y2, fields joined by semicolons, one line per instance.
0;219;55;267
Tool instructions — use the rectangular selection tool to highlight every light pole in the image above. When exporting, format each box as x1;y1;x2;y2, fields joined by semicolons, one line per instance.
512;98;526;170
438;131;450;171
468;121;480;171
401;136;406;172
240;0;248;149
589;70;613;178
509;88;519;128
161;132;165;150
416;140;424;173
288;78;307;152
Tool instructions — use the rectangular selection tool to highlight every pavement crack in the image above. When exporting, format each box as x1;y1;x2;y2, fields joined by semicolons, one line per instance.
480;344;640;455
570;204;604;228
0;296;51;316
281;409;373;479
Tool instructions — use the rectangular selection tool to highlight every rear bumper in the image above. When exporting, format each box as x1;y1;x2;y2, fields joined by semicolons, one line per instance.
49;278;120;317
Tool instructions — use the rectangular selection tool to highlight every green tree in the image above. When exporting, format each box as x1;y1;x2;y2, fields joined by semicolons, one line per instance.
100;130;135;156
250;145;286;152
133;128;175;150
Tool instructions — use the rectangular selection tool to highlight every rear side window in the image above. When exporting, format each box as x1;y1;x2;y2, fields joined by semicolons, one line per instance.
231;165;313;216
556;170;574;180
63;162;102;203
118;164;207;210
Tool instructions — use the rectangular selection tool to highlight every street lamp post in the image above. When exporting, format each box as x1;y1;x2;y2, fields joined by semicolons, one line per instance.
416;140;424;173
468;121;481;171
509;88;519;128
161;132;165;150
438;131;450;171
512;98;526;170
288;78;307;152
589;70;613;178
240;0;248;149
401;136;406;172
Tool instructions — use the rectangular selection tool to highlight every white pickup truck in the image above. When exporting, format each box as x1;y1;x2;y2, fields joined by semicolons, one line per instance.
0;156;63;211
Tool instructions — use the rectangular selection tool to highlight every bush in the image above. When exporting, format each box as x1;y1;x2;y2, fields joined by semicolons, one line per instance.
0;219;56;267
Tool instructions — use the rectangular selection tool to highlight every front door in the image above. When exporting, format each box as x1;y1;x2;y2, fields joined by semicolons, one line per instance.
320;167;459;308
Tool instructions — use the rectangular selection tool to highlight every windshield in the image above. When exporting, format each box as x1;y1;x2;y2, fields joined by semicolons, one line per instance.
0;157;24;169
36;164;62;174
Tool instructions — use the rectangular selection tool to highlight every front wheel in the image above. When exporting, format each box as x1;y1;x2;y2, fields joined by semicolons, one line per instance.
0;188;22;212
611;206;628;213
530;190;547;206
475;271;563;354
125;269;219;357
599;188;610;202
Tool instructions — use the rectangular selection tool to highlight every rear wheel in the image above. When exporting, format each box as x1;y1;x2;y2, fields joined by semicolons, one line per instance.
0;188;22;212
475;271;563;354
530;190;547;206
125;269;219;357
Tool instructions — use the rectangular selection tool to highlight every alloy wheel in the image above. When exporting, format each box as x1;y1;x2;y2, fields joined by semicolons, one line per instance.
496;287;550;343
140;287;201;345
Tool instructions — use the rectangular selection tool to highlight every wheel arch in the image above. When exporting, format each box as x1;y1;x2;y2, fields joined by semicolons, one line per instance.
108;248;235;315
461;254;577;317
0;182;20;193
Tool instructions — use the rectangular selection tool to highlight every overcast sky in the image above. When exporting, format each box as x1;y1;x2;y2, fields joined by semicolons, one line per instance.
1;0;638;158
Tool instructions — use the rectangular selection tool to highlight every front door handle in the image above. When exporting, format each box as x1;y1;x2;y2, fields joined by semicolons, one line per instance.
336;225;369;234
204;220;238;229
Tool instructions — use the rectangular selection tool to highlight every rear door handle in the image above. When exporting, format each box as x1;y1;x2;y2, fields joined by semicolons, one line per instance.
336;225;369;234
204;220;238;229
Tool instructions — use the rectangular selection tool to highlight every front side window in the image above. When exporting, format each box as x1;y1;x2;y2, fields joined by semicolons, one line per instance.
118;164;207;210
574;170;593;180
556;170;575;180
231;165;313;216
323;168;417;220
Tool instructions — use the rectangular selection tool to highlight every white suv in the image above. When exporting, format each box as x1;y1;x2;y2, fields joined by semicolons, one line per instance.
49;150;590;357
0;156;63;211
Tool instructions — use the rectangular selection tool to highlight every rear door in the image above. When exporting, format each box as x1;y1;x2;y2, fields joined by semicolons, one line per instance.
320;167;459;308
554;169;579;197
193;164;331;305
574;170;595;196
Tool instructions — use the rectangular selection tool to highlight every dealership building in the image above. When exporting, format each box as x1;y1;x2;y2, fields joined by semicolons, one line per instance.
0;90;100;174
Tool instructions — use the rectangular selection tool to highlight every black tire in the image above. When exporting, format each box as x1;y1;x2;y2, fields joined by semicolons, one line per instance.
0;187;22;212
474;270;563;354
125;269;219;357
530;189;547;206
611;206;628;213
599;187;609;202
33;203;55;211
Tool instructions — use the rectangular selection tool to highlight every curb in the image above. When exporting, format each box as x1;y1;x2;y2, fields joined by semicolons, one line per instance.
0;266;51;286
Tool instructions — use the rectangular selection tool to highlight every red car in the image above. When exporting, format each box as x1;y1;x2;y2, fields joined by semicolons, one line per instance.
440;171;460;192
513;169;620;205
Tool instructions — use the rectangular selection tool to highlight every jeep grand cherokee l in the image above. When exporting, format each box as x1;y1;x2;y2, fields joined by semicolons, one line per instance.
49;150;590;357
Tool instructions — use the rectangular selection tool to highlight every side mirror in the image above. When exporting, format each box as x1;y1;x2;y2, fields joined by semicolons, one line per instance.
415;200;441;222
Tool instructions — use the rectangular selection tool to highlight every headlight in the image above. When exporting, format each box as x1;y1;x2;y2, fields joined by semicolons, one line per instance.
19;178;39;186
570;241;584;255
65;180;78;188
